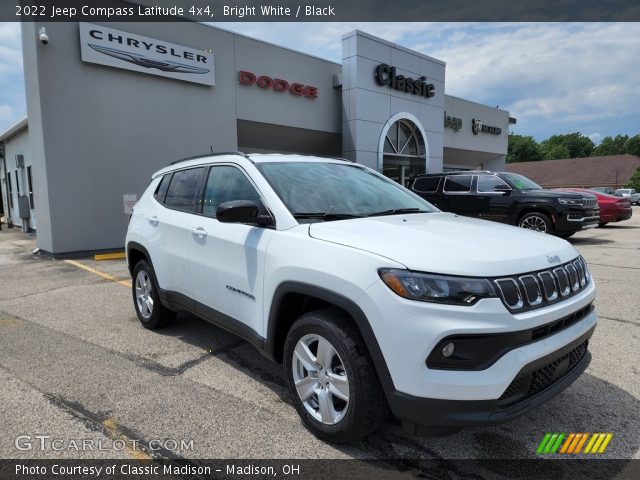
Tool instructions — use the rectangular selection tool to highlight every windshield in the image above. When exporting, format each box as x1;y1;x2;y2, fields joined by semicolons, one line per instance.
256;162;436;221
499;172;542;191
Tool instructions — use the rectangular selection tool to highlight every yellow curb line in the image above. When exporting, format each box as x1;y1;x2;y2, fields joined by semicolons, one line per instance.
94;252;126;261
64;259;132;288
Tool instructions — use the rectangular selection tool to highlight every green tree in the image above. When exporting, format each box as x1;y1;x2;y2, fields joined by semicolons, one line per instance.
625;166;640;190
623;135;640;156
506;134;542;163
541;143;571;160
592;134;629;156
540;132;594;158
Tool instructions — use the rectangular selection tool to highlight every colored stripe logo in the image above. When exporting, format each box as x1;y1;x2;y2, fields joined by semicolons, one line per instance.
537;433;613;454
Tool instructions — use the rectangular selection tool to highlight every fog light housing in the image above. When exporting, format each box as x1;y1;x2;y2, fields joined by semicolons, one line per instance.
442;342;455;358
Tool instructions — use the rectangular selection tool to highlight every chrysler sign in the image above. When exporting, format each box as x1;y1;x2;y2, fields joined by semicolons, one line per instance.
79;23;215;86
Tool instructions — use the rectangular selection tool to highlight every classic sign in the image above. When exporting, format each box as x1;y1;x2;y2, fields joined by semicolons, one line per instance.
374;64;435;98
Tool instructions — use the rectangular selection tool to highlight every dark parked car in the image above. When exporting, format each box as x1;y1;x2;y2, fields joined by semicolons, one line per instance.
408;171;600;237
590;186;616;195
560;188;632;226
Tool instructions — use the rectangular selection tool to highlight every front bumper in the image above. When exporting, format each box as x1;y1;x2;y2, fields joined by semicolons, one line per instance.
389;325;594;430
555;208;600;232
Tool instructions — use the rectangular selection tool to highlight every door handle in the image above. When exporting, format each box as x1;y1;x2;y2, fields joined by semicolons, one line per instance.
149;215;159;226
191;227;207;238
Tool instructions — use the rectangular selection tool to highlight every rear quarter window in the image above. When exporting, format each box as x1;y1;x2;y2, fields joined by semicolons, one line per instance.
154;174;172;203
412;176;441;193
444;175;473;193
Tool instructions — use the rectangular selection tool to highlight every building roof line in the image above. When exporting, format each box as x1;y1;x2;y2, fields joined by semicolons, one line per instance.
0;116;28;142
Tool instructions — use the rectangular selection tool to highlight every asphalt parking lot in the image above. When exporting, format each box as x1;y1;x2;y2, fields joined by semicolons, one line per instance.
0;211;638;466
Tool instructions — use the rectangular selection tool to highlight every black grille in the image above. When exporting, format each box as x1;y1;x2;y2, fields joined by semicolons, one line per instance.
494;257;590;312
499;340;589;406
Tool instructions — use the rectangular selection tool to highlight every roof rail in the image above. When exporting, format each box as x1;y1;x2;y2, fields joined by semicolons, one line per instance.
170;151;250;165
330;156;355;163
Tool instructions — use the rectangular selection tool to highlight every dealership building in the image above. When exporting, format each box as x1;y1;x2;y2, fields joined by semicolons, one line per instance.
0;21;513;255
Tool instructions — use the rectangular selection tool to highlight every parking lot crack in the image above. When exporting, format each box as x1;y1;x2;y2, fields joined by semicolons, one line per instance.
599;316;639;327
588;262;639;270
124;340;246;377
0;283;102;302
42;393;192;461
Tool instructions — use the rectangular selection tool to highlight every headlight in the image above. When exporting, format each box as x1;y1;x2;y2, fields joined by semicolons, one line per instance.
379;269;496;305
558;198;584;206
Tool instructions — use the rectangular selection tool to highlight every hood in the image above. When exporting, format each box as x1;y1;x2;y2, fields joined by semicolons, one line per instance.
309;213;578;277
552;188;597;199
527;189;587;199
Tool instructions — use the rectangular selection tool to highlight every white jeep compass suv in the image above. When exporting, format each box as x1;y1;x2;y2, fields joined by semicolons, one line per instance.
126;152;597;442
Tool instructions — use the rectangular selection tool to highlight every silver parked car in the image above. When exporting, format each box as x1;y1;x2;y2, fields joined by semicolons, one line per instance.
615;189;640;205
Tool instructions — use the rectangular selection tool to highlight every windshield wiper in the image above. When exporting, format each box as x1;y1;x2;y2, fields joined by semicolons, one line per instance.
366;208;429;217
292;212;363;221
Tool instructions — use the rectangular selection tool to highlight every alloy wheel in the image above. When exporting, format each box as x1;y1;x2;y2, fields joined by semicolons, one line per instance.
520;215;548;232
135;270;154;319
292;334;350;425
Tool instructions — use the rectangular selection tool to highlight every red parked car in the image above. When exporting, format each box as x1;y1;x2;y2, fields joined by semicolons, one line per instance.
559;188;632;226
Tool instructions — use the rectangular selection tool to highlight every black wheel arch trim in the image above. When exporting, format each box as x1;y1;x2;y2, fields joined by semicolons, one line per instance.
266;281;396;396
516;207;554;222
126;241;152;275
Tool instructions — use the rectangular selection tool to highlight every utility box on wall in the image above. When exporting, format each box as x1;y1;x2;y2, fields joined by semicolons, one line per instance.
18;196;31;219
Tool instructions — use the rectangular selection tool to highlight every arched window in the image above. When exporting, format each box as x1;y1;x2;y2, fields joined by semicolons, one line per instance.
382;119;426;185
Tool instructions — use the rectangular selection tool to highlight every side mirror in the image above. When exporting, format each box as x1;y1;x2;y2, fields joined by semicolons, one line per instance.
216;200;273;226
494;185;512;194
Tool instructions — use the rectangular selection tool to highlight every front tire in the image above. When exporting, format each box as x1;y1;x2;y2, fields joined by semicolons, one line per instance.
518;212;552;234
132;260;175;329
283;308;387;443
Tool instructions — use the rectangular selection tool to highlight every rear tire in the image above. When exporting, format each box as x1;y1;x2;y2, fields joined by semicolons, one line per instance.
598;223;608;227
132;260;175;329
283;308;388;443
518;212;552;234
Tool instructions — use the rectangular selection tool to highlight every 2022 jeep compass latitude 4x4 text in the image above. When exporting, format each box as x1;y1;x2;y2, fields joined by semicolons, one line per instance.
126;153;597;442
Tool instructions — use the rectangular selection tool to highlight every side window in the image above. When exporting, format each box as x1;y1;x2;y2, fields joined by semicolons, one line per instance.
412;176;441;193
154;173;172;203
7;171;14;208
444;175;472;193
26;166;34;208
477;175;509;192
163;168;204;212
202;166;263;218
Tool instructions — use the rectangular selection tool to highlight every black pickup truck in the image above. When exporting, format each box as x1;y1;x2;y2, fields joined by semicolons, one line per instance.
408;171;600;237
